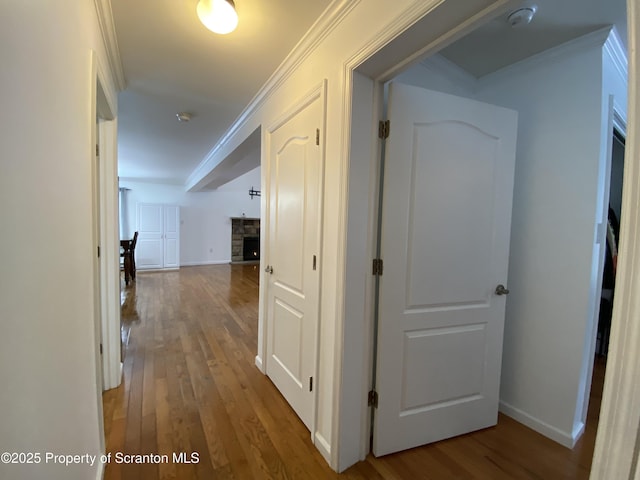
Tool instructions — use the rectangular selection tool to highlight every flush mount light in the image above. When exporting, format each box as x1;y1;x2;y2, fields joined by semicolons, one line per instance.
176;112;192;123
197;0;238;35
507;5;537;28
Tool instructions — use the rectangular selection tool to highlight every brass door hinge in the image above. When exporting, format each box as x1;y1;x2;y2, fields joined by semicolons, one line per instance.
378;120;390;139
372;258;383;276
368;390;378;408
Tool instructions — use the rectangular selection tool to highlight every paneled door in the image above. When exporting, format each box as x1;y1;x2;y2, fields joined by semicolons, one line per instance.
265;86;324;431
163;205;180;268
373;83;518;456
136;203;180;270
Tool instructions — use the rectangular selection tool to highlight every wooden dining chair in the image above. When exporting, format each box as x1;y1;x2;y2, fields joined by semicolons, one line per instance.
130;231;138;281
121;231;138;286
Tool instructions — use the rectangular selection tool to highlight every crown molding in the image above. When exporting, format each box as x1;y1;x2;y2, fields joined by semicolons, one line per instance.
94;0;126;91
118;176;185;186
604;26;628;84
186;0;360;191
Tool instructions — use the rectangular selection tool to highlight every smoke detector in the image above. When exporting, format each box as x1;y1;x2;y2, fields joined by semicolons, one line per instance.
176;112;192;123
507;5;537;27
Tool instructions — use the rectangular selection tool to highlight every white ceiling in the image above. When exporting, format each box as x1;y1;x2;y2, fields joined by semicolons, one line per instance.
112;0;331;184
112;0;627;187
439;0;627;77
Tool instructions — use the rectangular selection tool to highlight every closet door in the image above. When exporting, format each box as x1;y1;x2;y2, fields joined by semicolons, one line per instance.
163;205;180;268
137;203;164;269
265;85;324;431
136;203;180;270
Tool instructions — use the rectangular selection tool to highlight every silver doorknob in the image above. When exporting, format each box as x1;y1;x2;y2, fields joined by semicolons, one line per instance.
264;265;273;274
495;284;510;295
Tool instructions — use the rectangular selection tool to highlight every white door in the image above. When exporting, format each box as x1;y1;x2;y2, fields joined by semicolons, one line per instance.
163;205;180;268
373;83;517;456
265;93;323;431
137;203;163;269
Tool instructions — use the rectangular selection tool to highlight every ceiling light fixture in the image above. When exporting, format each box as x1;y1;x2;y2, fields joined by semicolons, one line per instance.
197;0;238;35
507;4;537;28
176;112;192;123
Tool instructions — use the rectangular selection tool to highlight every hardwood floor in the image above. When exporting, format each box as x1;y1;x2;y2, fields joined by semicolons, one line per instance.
104;264;604;479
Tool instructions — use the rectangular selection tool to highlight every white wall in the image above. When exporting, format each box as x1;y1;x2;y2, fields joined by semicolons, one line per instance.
120;167;261;265
477;43;605;446
395;29;627;447
0;2;118;480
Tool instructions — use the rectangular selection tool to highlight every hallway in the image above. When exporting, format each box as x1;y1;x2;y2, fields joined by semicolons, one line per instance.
103;264;602;479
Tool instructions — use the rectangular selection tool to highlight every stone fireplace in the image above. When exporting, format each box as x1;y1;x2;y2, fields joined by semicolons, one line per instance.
231;217;260;262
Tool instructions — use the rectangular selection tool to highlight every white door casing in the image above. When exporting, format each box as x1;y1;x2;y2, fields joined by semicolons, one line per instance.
265;82;325;432
373;83;517;456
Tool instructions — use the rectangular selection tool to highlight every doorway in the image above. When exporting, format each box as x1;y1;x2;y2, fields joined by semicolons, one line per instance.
93;53;122;392
595;129;625;357
339;5;628;469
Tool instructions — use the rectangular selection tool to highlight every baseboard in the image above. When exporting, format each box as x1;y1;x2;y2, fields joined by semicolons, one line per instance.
314;431;332;465
571;420;586;446
135;268;172;273
180;260;230;266
499;400;578;448
254;355;264;373
96;459;105;480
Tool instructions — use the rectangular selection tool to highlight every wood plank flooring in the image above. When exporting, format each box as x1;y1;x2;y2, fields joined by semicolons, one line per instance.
103;264;604;479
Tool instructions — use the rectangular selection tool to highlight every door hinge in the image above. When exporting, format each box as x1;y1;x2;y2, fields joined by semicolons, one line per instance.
378;120;390;139
372;258;383;276
316;128;320;146
309;377;313;392
368;390;378;408
313;255;317;271
100;343;103;355
97;245;101;258
96;144;99;156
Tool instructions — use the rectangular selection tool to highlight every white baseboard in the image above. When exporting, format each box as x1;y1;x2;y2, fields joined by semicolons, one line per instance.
96;459;105;480
499;400;580;448
136;267;179;272
254;355;264;373
180;260;230;266
314;431;332;465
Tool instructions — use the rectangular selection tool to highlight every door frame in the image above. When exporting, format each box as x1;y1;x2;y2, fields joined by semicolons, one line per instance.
92;50;121;394
335;2;521;469
334;1;640;477
90;49;121;458
260;79;327;448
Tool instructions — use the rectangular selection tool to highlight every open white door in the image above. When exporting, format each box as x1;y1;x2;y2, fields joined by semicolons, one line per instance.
265;88;324;431
373;83;518;456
